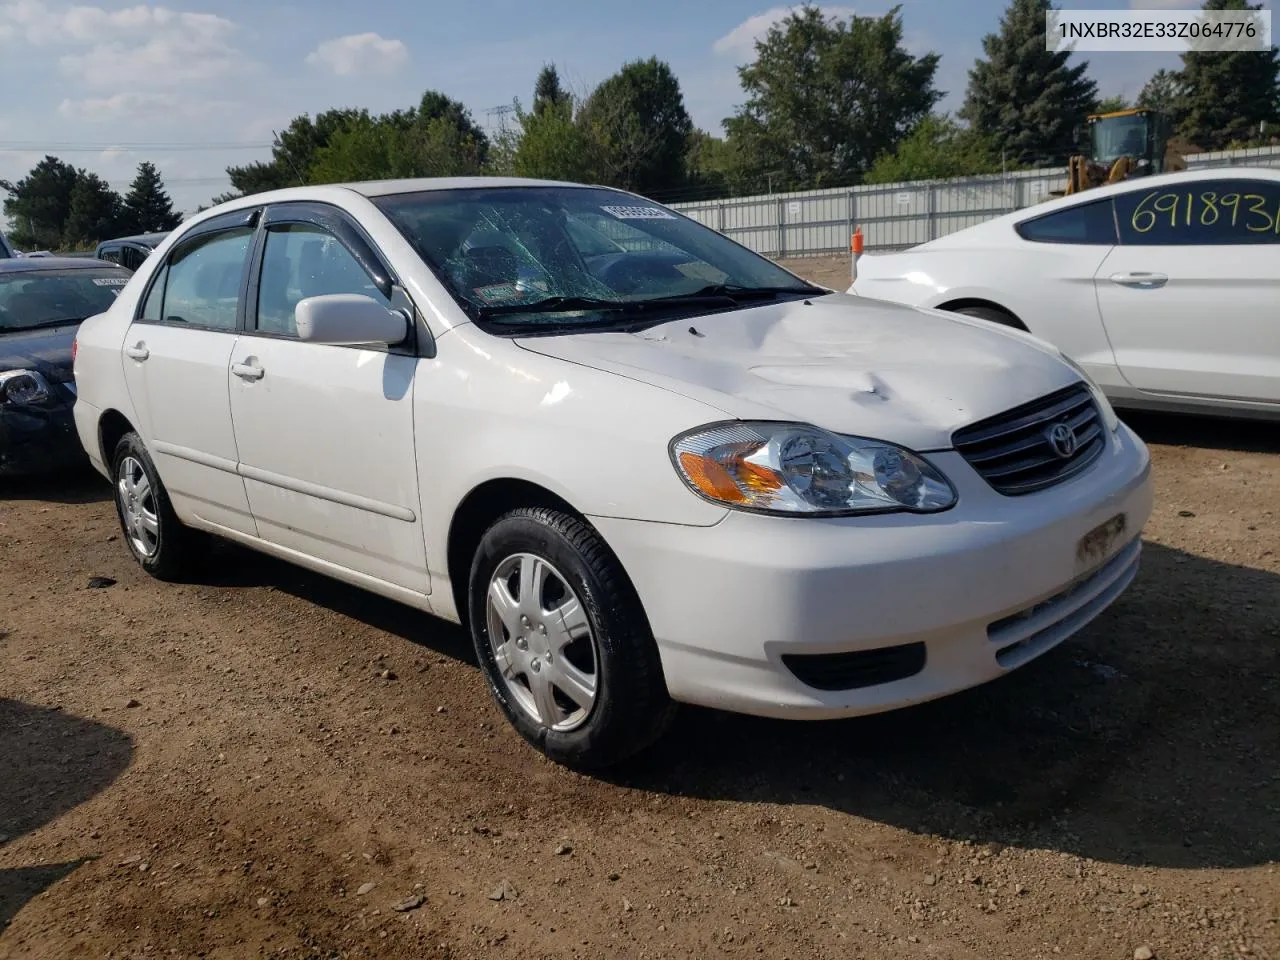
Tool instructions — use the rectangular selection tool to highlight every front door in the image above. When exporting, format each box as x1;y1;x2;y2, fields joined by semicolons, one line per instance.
1095;176;1280;404
119;214;258;536
227;206;428;595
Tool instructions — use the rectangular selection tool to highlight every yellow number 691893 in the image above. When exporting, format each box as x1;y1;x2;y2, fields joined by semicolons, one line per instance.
1130;191;1159;233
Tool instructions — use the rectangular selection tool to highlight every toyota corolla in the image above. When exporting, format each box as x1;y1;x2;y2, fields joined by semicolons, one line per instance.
70;177;1154;769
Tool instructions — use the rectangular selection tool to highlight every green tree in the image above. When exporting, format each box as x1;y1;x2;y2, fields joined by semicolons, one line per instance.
223;108;370;199
1137;69;1186;118
308;104;488;184
510;96;598;183
960;0;1098;166
122;161;182;234
533;64;571;116
1096;95;1129;114
1175;0;1279;149
865;114;1003;183
577;57;693;195
725;5;940;192
63;172;126;246
0;156;81;250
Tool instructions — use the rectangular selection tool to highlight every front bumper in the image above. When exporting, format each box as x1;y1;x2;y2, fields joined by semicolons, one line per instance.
0;389;87;477
589;421;1153;720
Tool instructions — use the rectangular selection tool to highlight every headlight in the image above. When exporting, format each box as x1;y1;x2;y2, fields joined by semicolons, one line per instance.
1057;354;1119;432
0;369;51;405
670;421;957;516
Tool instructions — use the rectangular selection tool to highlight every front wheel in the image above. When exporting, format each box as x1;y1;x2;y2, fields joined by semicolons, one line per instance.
467;507;675;769
111;431;207;581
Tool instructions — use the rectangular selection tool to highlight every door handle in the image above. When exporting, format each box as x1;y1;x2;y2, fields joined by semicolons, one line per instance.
124;342;149;361
1109;272;1168;288
231;360;265;381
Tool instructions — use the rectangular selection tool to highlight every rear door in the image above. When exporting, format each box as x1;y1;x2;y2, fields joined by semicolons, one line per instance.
119;209;260;536
1094;175;1280;404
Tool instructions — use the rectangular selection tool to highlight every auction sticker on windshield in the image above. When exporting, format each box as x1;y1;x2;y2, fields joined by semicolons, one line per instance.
601;205;676;220
92;277;129;286
474;282;522;303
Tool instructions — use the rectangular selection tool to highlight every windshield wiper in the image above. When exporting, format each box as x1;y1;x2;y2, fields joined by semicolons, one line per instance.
475;296;640;318
6;317;87;332
645;283;827;305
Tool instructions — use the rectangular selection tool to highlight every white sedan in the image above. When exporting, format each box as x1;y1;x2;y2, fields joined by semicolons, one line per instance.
71;177;1153;769
849;168;1280;420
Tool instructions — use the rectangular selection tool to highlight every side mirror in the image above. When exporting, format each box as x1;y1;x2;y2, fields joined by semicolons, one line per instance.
294;293;408;346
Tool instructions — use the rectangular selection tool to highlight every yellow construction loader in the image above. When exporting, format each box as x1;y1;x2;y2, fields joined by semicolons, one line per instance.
1061;107;1186;195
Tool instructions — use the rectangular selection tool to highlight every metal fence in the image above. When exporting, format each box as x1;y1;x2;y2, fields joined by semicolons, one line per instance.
668;145;1280;259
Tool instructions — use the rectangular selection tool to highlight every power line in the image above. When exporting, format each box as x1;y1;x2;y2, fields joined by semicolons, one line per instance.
0;142;271;153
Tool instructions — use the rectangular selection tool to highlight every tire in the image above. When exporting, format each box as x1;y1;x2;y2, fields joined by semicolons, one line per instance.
467;507;675;770
953;304;1024;329
110;431;208;581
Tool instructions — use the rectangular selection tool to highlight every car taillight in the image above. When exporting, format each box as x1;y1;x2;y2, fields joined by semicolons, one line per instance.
72;338;78;363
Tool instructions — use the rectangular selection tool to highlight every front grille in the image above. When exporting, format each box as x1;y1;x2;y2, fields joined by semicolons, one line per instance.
952;382;1104;496
782;642;926;692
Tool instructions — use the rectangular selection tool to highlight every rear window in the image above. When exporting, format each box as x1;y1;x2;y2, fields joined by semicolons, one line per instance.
0;267;132;330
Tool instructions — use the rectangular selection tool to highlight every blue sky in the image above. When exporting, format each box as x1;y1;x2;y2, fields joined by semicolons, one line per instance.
0;0;1266;217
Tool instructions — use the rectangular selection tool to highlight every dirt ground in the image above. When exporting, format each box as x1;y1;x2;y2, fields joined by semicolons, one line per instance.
2;256;1279;960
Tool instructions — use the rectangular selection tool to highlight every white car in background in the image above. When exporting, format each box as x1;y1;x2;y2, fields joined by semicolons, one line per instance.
72;177;1152;769
849;167;1280;421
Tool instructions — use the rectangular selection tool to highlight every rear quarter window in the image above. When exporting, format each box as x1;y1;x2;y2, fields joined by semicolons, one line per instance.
1015;199;1117;244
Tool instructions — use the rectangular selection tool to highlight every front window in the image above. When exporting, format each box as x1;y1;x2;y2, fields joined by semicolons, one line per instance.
0;267;131;331
1092;115;1148;164
373;186;824;333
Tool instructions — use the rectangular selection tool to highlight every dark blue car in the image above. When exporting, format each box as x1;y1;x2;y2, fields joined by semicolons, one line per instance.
0;257;133;476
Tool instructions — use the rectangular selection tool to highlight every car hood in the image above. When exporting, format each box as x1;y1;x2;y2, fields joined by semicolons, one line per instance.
513;293;1079;451
0;323;77;383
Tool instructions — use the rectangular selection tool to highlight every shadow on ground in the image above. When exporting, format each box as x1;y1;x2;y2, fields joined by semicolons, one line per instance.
0;700;134;929
0;464;110;505
605;541;1280;872
1120;408;1280;454
196;541;477;666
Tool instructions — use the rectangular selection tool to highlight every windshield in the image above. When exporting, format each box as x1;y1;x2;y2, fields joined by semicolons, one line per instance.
0;267;131;331
1093;115;1148;163
372;185;824;331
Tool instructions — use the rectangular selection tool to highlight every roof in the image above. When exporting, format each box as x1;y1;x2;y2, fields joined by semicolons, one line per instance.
0;256;132;274
340;176;595;197
187;177;626;227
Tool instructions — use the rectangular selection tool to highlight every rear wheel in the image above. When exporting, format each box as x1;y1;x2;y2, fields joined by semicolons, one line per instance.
467;507;675;770
111;432;207;581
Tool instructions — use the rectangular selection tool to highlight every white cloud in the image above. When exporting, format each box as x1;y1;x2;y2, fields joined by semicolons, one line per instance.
0;2;248;87
1129;0;1204;7
58;93;184;122
305;32;408;77
713;5;857;60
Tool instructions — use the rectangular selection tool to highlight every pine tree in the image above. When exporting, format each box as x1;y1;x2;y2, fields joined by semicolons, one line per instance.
532;65;570;116
63;172;125;246
960;0;1098;166
1175;0;1279;149
123;162;182;234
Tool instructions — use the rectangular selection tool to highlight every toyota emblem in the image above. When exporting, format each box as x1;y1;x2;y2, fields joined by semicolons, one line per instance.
1045;422;1078;459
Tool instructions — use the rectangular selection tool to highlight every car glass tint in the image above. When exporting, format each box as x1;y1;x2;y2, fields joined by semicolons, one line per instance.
162;227;253;329
0;268;131;330
1016;199;1117;244
1115;179;1280;245
256;224;390;338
